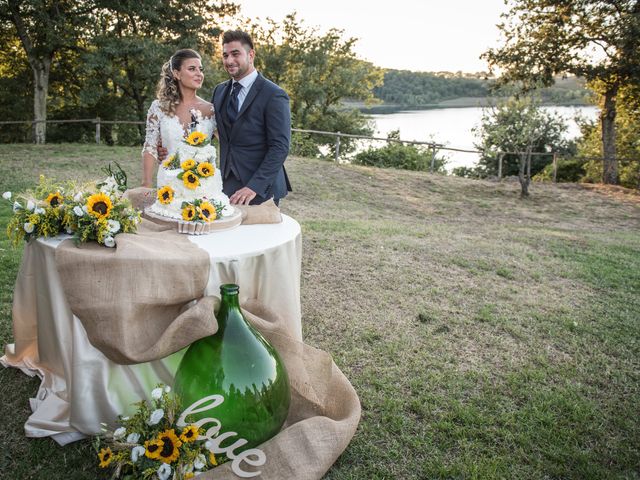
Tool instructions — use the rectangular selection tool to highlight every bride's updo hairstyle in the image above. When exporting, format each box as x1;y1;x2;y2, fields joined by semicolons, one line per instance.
157;49;201;115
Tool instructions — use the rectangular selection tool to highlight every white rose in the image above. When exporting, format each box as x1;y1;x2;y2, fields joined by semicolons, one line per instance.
73;192;84;202
221;205;235;217
107;219;121;234
193;454;207;470
82;205;88;213
26;200;35;211
2;191;11;200
34;207;45;215
24;222;34;233
104;236;116;248
204;440;213;450
157;463;172;480
151;387;163;400
13;201;22;212
131;445;145;463
148;408;164;425
73;206;84;216
164;385;171;393
126;432;140;444
113;427;126;439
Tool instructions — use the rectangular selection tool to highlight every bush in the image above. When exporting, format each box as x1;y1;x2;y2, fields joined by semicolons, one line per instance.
352;139;447;173
290;131;321;158
451;166;480;178
533;158;586;182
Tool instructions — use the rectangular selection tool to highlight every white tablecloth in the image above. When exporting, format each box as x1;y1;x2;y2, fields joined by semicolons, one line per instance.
1;216;301;445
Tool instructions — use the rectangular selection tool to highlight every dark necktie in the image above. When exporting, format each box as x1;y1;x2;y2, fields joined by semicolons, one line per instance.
227;82;243;124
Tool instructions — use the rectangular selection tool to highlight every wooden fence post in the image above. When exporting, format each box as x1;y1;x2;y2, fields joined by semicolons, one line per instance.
430;143;437;172
95;117;101;144
335;132;341;163
552;152;558;183
498;153;504;181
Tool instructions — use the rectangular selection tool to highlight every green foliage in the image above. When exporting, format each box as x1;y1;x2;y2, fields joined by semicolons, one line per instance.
533;158;586;183
473;97;575;178
576;84;640;188
451;166;481;179
248;13;382;153
373;70;489;106
352;130;446;172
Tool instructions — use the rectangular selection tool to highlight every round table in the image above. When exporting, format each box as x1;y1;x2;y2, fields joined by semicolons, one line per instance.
1;216;301;445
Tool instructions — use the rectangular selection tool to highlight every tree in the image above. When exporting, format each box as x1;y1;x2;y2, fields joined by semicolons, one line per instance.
473;97;574;196
0;0;94;143
483;0;640;184
246;13;384;155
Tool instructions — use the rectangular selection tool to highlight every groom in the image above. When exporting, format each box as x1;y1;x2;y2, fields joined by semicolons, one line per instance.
212;30;292;205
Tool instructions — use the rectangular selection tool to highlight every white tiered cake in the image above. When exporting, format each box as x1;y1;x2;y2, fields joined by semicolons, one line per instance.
146;132;240;233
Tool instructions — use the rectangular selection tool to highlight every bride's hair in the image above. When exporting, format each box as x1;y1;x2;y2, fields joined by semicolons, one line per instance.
157;49;202;115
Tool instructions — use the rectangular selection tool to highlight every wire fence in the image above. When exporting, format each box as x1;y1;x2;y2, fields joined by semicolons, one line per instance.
1;118;638;187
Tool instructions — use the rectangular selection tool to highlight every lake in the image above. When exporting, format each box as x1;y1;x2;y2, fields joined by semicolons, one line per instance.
365;106;599;170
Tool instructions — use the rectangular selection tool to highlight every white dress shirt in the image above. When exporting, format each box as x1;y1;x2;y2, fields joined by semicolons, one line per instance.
234;69;259;111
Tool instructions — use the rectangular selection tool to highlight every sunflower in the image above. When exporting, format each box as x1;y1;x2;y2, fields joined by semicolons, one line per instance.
145;438;164;460
198;202;216;222
185;131;207;146
183;171;200;190
157;185;175;205
197;162;215;177
98;447;114;468
181;158;196;171
157;429;182;464
86;192;113;219
46;191;63;207
179;425;199;443
182;205;196;221
162;155;176;168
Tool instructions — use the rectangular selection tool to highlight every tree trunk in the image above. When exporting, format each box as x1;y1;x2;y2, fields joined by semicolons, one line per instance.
31;58;51;144
601;87;618;184
518;152;530;197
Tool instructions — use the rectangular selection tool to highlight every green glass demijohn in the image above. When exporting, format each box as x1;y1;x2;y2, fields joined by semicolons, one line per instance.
173;284;290;451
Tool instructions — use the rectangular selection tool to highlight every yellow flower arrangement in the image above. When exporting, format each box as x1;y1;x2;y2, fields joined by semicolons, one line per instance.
96;384;227;478
185;131;207;146
181;158;196;171
162;155;176;168
145;438;163;460
198;202;216;222
86;192;113;219
183;171;200;190
182;205;196;221
157;429;183;463
179;424;199;443
157;185;175;205
46;191;63;207
98;447;114;468
197;162;215;177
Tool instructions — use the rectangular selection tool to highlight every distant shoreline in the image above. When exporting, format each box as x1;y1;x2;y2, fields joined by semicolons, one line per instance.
344;97;595;114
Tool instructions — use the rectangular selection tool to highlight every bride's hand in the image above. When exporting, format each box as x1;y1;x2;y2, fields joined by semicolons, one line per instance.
157;145;168;163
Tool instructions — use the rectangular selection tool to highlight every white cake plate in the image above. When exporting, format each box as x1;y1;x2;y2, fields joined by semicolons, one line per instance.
143;207;242;235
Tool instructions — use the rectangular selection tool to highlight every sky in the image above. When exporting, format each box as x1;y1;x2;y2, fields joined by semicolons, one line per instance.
234;0;509;73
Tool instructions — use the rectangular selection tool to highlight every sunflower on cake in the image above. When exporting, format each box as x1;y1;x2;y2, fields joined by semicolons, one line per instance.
147;131;239;233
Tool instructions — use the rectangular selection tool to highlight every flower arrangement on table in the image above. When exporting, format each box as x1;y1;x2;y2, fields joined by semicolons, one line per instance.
96;384;219;480
3;164;141;248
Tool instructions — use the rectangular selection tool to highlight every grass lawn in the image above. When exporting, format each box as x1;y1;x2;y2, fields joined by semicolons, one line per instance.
1;143;639;479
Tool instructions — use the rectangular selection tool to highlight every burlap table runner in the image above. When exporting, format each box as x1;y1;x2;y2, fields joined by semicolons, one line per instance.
54;219;217;364
201;300;361;480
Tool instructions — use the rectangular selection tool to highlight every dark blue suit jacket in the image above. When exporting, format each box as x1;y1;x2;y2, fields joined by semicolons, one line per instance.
212;73;292;204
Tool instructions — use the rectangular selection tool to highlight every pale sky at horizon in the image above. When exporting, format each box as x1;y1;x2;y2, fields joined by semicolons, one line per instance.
234;0;509;73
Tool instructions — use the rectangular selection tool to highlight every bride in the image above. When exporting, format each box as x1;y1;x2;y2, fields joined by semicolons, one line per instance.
142;49;216;187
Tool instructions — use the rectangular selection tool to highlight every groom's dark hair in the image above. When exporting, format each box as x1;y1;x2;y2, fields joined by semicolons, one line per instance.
222;30;254;51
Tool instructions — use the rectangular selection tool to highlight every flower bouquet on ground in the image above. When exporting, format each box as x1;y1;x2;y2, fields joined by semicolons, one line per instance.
95;384;219;480
3;164;141;248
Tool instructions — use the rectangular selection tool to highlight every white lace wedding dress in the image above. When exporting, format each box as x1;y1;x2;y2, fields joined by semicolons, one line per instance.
142;100;217;187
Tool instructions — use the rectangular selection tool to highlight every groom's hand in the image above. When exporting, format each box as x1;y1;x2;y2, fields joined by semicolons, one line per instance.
157;145;168;163
230;187;257;205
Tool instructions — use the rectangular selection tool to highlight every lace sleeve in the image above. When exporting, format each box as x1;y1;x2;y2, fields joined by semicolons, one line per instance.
208;103;217;133
142;100;162;159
